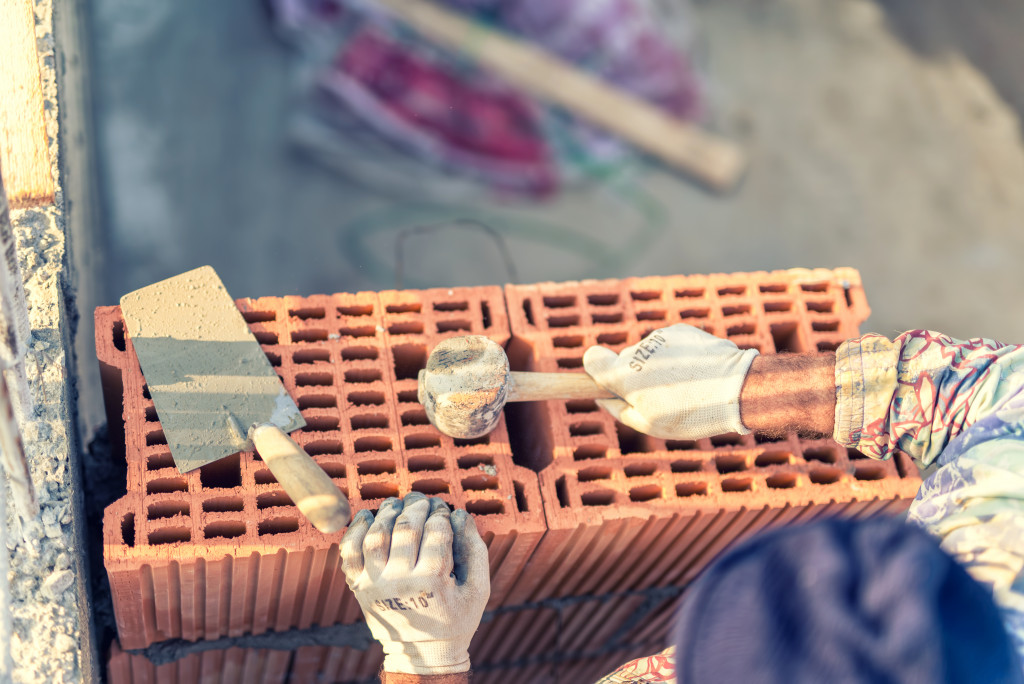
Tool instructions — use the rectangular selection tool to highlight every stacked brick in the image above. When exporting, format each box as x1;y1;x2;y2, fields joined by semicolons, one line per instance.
96;286;545;658
102;269;922;684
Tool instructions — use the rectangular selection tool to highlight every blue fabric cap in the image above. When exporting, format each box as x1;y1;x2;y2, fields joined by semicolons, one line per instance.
673;517;1022;684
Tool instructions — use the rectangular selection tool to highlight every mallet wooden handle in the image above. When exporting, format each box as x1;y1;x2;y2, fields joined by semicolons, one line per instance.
372;0;745;191
507;372;616;402
250;423;351;534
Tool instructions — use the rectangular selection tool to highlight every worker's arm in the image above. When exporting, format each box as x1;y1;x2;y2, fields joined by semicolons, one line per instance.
340;492;490;682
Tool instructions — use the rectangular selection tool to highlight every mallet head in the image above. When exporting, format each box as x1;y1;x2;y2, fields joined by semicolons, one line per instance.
418;335;510;439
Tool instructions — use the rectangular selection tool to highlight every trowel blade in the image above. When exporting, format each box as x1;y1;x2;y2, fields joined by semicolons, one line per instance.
119;265;305;473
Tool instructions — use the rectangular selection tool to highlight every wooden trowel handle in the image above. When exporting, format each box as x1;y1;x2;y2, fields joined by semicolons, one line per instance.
250;423;351;534
507;372;617;402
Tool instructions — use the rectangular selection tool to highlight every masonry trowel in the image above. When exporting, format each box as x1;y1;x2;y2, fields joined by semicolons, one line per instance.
120;265;351;533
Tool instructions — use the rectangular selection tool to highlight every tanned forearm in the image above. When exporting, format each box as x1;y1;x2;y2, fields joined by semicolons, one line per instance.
380;672;470;683
739;353;836;438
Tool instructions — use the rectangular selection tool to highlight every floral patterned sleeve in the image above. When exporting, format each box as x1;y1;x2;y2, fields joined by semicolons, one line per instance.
593;647;676;683
835;329;1024;666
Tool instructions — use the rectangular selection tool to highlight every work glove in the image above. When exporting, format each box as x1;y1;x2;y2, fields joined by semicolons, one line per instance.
341;492;490;675
583;324;759;440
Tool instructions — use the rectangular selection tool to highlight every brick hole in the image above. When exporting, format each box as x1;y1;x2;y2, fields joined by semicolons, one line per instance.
203;497;244;513
596;332;628;346
142;385;151;399
806;301;834;315
718;286;746;296
289;307;325;320
566;399;598;414
320;462;346;478
386;302;421;314
588;294;619;306
760;284;788;293
342;346;379;361
630;485;662;502
401;410;429;426
548;314;580;328
763;301;792;313
254;470;276;485
144;406;158;422
755;451;793;467
242;310;276;323
146;430;166;446
358;459;397;475
665;440;697;451
265;351;282;367
671;460;701;473
569;422;602;437
453;435;489;446
624;463;657;477
854;462;886;481
148;501;189;520
480;301;492;328
809;467;842;485
800;282;829;293
543;295;576;309
592;312;624;324
727;323;756;336
295;349;330;364
553;335;584;348
555;476;570;507
121;513;135;547
715;454;748;473
393;344;428;380
200;453;242;489
631;291;661;301
397;390;419;403
637;310;666;321
305;440;343;456
462;474;498;490
616;423;651;454
578;466;614;482
456;454;493;469
259;518;299;535
149;528;190;545
574;446;606;460
147;477;188;495
556;357;583;369
679;307;710;320
522;299;535;326
346;392;383;407
256;491;294;510
296;372;333;387
675;288;704;298
766;473;799;489
754;432;786;444
710;433;744;447
771;322;799;353
412;479;450;495
817;341;840;352
434;301;469;312
300;394;339;409
339;326;377;338
722;305;751;317
389;322;425;335
253;331;278;345
405;434;441;450
360;482;400;500
112;319;126;351
803;447;838;464
722;477;753;492
355;436;393;453
351;414;388;430
466;500;505;515
205;521;246;539
412;455;447;471
893;450;913;478
812;320;839;332
339;304;375;317
581;490;616;506
147;452;175;471
844;287;854;308
513;481;529;512
436;320;472;333
676;482;708;497
305;415;340;431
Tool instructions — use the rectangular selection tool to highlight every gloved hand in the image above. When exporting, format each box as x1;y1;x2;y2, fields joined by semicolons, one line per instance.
583;324;759;440
341;492;490;676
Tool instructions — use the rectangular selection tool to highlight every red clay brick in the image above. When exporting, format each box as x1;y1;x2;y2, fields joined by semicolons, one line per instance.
96;287;545;651
106;640;294;684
